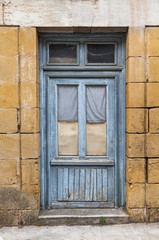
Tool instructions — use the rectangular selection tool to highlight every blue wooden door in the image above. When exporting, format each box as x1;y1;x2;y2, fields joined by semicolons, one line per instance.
40;34;126;209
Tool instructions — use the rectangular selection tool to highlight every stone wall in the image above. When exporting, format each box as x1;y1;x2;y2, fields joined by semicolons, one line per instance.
0;27;40;225
126;27;159;222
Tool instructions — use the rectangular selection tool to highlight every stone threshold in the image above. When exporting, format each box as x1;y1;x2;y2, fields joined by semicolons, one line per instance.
38;208;129;226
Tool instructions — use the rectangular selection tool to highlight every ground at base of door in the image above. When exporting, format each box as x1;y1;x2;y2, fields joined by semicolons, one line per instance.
0;223;159;240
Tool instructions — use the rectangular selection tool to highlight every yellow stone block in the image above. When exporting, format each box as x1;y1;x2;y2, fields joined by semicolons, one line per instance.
20;56;37;83
0;27;18;56
149;209;159;222
126;183;145;208
146;28;159;56
22;159;39;185
21;134;40;159
0;56;18;83
0;134;19;159
126;83;145;107
126;57;145;83
0;160;19;184
19;28;37;56
21;185;40;210
147;83;159;107
127;208;145;222
126;134;145;157
146;184;159;208
146;134;159;157
0;109;17;133
126;28;145;57
21;108;39;133
126;108;148;133
0;210;19;226
0;185;21;210
148;57;159;82
148;159;159;183
126;158;145;183
0;84;19;107
149;108;159;133
20;83;37;107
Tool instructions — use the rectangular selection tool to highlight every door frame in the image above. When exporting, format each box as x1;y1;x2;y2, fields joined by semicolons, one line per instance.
39;33;126;210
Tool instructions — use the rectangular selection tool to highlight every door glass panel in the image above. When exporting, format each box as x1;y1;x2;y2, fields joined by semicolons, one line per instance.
86;86;106;156
87;44;114;63
49;44;77;64
58;86;78;155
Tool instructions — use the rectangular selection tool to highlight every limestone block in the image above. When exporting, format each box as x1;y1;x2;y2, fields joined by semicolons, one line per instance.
0;210;19;226
20;83;37;107
126;109;148;133
149;208;159;222
0;160;19;184
0;134;19;159
21;134;40;159
0;27;18;56
147;83;159;107
21;185;40;210
126;28;145;57
126;57;145;83
126;83;145;107
146;28;159;56
22;159;39;185
0;185;21;210
126;183;145;208
146;184;159;208
146;134;159;157
0;84;19;107
148;159;159;183
149;108;159;133
20;56;37;83
148;57;159;82
126;134;145;157
0;56;18;83
19;28;37;56
21;210;39;225
127;208;145;222
0;109;17;133
21;108;39;133
126;158;145;183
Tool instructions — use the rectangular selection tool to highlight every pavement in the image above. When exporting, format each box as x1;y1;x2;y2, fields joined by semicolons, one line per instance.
0;223;159;240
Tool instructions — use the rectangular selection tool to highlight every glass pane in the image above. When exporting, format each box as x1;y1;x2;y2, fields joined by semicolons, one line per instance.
58;85;78;156
87;44;114;63
86;86;106;156
49;44;77;64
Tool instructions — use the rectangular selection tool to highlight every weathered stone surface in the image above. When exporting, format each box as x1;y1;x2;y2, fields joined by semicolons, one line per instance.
149;208;159;222
0;27;18;56
127;208;145;222
20;56;37;83
0;185;21;210
22;159;39;185
20;83;38;107
148;57;159;82
19;28;37;56
0;160;19;184
0;56;18;83
148;159;159;183
126;83;145;107
149;108;159;133
126;28;145;57
0;134;19;159
21;108;39;133
0;210;19;226
21;134;40;159
126;134;145;157
126;109;148;133
0;84;19;107
146;134;159;157
147;83;159;107
126;183;145;208
21;210;39;225
21;185;40;210
126;158;145;183
146;184;159;208
126;57;145;82
146;28;159;56
0;109;17;133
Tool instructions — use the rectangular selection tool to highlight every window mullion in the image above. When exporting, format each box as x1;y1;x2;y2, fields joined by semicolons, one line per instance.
78;83;86;158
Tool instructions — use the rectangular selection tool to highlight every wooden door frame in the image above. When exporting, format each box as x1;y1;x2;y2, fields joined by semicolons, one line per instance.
39;33;126;210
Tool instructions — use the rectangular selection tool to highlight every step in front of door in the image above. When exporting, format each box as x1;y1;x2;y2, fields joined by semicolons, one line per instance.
38;209;129;226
